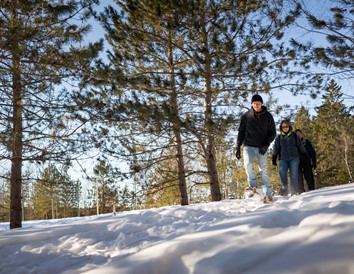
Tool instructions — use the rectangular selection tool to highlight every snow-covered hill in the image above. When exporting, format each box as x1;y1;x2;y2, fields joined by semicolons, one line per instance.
1;183;354;274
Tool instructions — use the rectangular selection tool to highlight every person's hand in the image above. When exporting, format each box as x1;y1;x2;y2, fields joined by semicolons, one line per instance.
236;147;241;160
272;155;277;166
259;144;268;155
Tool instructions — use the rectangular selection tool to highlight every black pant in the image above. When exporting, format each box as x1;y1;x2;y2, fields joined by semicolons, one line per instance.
298;163;315;193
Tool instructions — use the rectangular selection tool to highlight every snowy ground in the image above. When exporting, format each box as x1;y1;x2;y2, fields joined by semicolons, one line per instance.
1;183;354;274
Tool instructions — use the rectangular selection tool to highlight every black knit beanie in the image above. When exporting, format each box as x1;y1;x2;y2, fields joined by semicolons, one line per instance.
251;94;263;104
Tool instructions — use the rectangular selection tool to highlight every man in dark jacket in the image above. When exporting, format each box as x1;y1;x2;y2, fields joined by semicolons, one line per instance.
295;129;317;193
236;94;276;202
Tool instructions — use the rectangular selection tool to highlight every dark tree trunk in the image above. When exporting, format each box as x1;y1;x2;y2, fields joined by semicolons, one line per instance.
168;31;189;206
10;68;23;229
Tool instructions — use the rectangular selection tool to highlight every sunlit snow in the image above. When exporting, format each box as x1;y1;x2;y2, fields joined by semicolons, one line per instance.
1;183;354;274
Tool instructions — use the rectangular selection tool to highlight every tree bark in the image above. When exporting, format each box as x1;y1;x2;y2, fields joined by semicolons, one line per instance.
201;6;222;202
168;30;189;206
10;67;23;229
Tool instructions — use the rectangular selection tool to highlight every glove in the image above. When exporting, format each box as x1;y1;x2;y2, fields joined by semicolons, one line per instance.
312;161;317;169
272;155;277;166
236;146;241;160
259;144;269;155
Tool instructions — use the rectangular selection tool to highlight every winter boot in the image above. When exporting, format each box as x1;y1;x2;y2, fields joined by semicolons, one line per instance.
262;196;274;204
244;186;258;198
279;187;288;196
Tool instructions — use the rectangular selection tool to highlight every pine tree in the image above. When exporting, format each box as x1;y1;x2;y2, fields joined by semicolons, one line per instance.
144;156;182;208
0;177;10;222
0;0;102;228
312;80;353;187
21;169;34;221
118;185;135;211
293;106;314;139
57;167;81;218
96;0;191;205
90;160;119;214
292;0;353;79
96;0;301;203
32;164;61;219
32;164;80;220
165;0;300;201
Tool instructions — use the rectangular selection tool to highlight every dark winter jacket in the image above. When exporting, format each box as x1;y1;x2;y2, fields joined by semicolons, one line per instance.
273;131;307;161
299;138;317;166
237;106;276;148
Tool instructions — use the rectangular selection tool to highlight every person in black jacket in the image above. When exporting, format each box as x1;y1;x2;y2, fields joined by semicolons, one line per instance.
236;94;276;202
272;120;307;196
295;129;317;193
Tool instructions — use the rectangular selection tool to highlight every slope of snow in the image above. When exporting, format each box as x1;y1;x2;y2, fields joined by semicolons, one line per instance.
1;183;354;274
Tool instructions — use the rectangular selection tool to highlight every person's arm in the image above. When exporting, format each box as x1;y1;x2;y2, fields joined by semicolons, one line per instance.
236;115;246;148
296;134;308;155
267;113;277;145
307;140;317;168
236;115;246;159
272;135;280;165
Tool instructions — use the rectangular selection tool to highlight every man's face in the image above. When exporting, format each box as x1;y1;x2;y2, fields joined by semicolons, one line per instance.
252;101;262;112
296;131;303;138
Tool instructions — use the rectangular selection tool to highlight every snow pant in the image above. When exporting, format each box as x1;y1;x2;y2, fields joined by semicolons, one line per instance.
243;146;272;197
298;164;315;193
279;158;299;195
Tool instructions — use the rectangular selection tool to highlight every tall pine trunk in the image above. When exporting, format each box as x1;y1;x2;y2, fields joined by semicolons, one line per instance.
2;1;101;228
175;135;189;205
10;53;23;228
204;79;222;201
201;11;221;202
168;31;189;206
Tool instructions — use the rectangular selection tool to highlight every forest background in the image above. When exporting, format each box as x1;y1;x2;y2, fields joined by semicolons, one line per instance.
0;0;353;229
